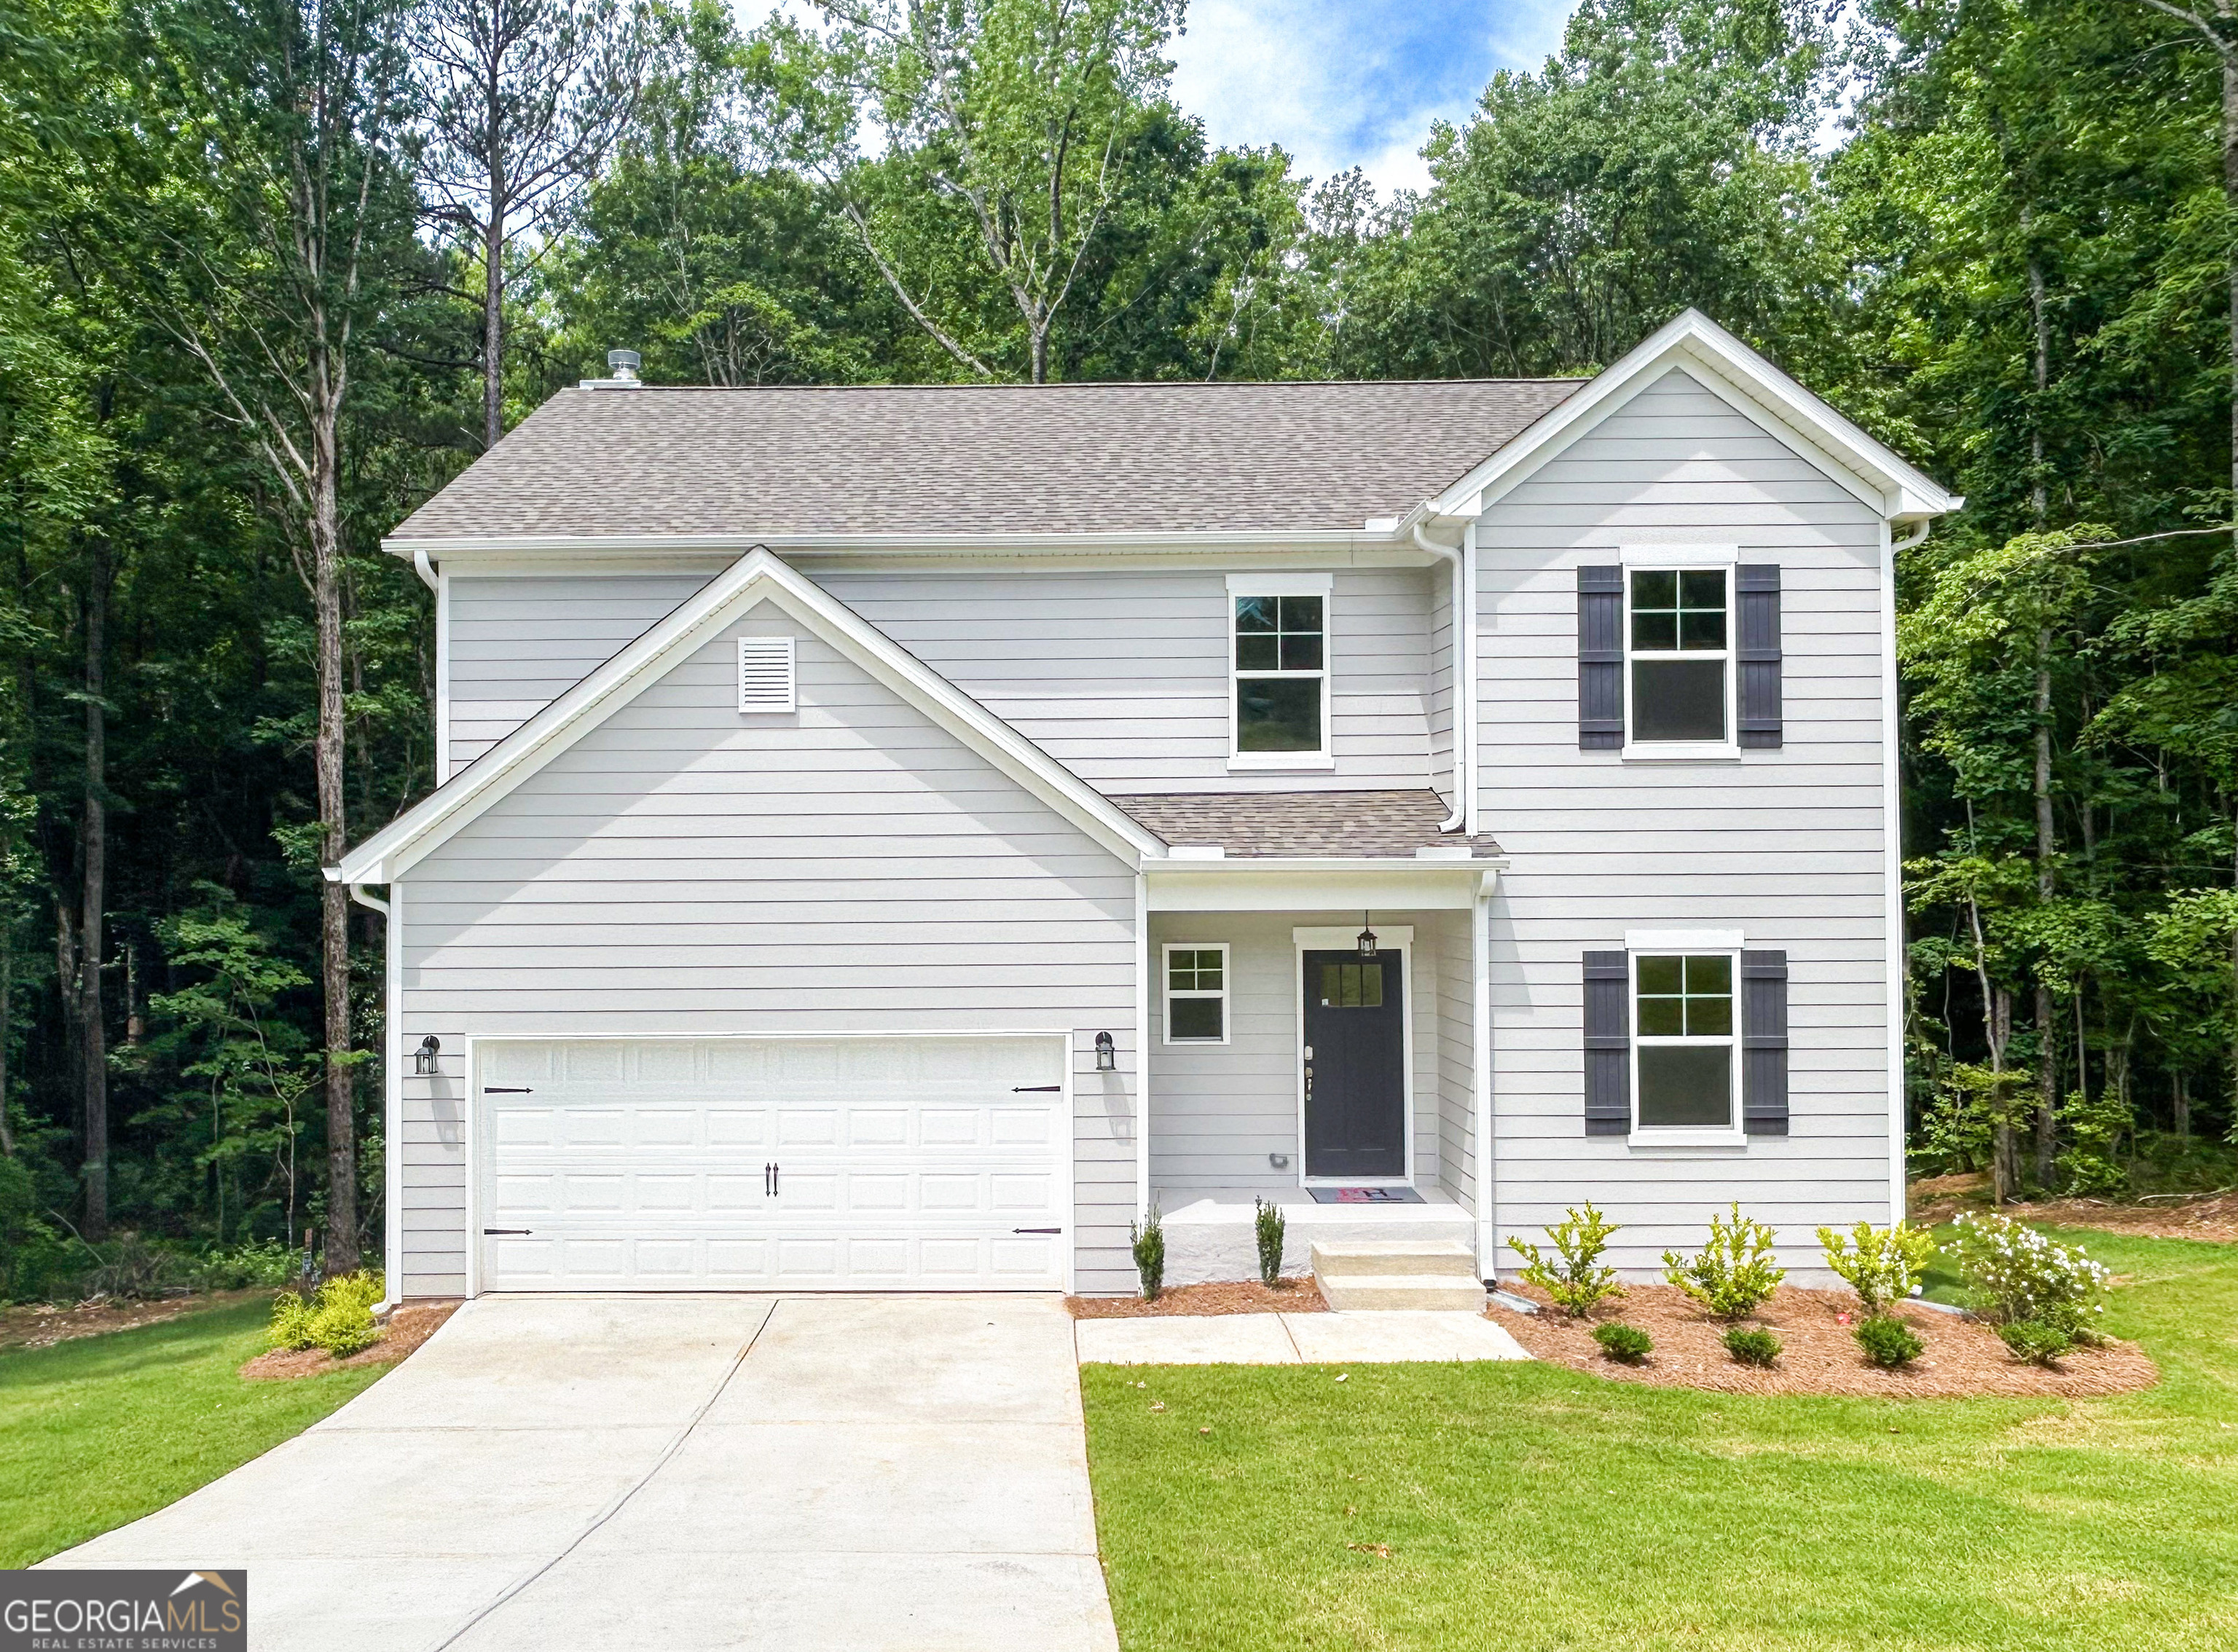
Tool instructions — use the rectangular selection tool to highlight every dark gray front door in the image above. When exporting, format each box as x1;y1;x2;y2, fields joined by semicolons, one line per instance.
1302;951;1406;1179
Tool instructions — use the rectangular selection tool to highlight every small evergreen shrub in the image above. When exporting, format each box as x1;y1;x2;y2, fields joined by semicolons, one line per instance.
1593;1322;1652;1364
1662;1203;1786;1320
1998;1318;2073;1367
1253;1197;1286;1288
1131;1208;1166;1302
1816;1220;1936;1315
1722;1326;1781;1368
267;1270;385;1357
1507;1203;1625;1318
1949;1211;2110;1337
1853;1313;1923;1369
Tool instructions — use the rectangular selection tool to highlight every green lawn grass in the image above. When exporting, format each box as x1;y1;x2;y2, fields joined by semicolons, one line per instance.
1082;1228;2238;1652
0;1298;388;1567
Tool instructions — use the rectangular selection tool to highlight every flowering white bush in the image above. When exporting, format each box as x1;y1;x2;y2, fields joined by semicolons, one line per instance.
1949;1212;2111;1335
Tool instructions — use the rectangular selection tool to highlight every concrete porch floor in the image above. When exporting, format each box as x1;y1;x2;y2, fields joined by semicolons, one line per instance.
1155;1187;1478;1286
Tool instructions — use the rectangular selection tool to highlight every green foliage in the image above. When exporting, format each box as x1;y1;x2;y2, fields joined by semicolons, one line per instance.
1130;1207;1165;1302
1252;1197;1284;1289
1817;1221;1938;1315
1853;1314;1924;1369
1949;1211;2111;1335
197;1238;299;1291
1661;1203;1786;1321
267;1270;383;1357
1592;1322;1652;1364
1721;1326;1781;1367
1998;1318;2074;1366
1507;1203;1625;1318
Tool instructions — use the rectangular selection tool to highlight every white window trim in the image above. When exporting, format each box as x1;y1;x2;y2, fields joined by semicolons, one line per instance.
1628;945;1746;1147
1291;925;1416;1189
1228;573;1334;768
1622;558;1740;761
1161;942;1232;1046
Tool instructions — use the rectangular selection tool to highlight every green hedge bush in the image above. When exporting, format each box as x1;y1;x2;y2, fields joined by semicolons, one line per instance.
1593;1322;1652;1364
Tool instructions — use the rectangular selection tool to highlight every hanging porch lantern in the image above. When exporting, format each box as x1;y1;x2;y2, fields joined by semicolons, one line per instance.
1356;913;1379;959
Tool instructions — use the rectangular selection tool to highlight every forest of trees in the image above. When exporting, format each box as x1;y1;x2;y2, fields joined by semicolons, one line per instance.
2;0;2236;1292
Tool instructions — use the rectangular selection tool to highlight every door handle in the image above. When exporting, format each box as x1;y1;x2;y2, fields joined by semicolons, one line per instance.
483;1086;533;1094
1013;1227;1061;1235
482;1227;533;1235
765;1163;780;1196
1011;1085;1061;1093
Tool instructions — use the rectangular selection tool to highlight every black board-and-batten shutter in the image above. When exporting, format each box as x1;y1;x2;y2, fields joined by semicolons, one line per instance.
1577;566;1624;750
1742;950;1791;1135
1582;951;1630;1134
1736;564;1783;749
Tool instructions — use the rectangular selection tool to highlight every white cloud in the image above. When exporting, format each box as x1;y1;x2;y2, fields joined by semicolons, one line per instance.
1169;0;1576;198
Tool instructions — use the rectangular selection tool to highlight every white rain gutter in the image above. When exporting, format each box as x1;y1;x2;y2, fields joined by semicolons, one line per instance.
1413;521;1468;833
1890;519;1934;553
412;548;439;593
345;882;401;1314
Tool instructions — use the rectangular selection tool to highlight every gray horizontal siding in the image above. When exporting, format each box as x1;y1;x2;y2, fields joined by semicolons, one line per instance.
401;610;1142;1297
1475;365;1896;1278
444;565;1441;795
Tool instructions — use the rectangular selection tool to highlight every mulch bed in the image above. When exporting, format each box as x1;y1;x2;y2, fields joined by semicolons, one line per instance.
1488;1283;2158;1399
239;1301;460;1381
1067;1278;1328;1318
0;1289;272;1353
1910;1171;2238;1244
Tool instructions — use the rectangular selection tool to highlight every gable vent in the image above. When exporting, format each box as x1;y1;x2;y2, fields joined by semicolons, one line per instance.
737;635;796;713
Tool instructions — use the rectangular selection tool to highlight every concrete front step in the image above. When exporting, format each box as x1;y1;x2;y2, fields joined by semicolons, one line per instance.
1316;1273;1490;1313
1310;1238;1479;1281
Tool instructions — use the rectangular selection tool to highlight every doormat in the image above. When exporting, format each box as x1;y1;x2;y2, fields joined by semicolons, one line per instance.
1309;1187;1425;1204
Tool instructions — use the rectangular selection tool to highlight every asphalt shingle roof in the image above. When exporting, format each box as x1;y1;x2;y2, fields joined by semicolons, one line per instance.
1115;790;1502;859
388;378;1585;541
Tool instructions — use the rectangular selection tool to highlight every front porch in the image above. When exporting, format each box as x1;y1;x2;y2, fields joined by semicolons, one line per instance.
1154;1184;1479;1286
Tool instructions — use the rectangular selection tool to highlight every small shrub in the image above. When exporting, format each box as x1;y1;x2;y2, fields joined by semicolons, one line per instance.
1253;1197;1286;1289
1816;1220;1936;1315
1948;1211;2110;1337
1853;1314;1923;1369
1507;1203;1625;1318
77;1232;192;1301
1130;1208;1166;1302
1722;1326;1781;1368
1998;1318;2073;1367
1662;1203;1786;1320
1593;1322;1652;1364
266;1270;385;1357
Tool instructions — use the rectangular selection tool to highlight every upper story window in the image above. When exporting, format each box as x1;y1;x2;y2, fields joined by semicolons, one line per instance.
1634;953;1735;1128
1229;575;1332;766
1628;567;1729;744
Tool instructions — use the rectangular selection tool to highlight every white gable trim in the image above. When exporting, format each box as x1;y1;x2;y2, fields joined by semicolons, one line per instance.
331;547;1163;883
1428;309;1961;525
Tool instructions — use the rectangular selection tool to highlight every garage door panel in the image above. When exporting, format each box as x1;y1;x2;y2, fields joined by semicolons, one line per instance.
478;1037;1065;1292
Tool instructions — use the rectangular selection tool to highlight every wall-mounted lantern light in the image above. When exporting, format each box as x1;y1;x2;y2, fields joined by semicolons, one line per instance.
414;1034;441;1077
1094;1031;1117;1071
1356;912;1379;959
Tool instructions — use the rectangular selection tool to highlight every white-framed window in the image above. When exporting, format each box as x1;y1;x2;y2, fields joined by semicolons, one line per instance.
1163;943;1230;1044
1625;565;1732;747
1632;951;1739;1134
1228;574;1332;766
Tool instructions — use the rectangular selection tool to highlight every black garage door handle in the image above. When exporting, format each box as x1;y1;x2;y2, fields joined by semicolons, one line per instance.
482;1228;533;1235
1011;1085;1061;1093
1013;1227;1061;1235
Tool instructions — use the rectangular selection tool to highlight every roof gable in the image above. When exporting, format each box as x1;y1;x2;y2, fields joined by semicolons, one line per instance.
331;549;1163;883
1428;310;1960;525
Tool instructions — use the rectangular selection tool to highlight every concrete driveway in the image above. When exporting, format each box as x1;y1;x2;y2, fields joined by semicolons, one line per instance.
45;1294;1118;1652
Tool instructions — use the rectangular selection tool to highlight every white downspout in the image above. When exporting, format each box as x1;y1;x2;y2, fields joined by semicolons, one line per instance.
1461;519;1480;836
411;548;439;593
1412;522;1467;833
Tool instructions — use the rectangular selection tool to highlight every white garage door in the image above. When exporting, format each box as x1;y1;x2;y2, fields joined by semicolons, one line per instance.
474;1037;1068;1292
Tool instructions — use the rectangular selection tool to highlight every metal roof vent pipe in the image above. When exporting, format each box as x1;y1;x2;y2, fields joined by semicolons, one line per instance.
585;348;644;390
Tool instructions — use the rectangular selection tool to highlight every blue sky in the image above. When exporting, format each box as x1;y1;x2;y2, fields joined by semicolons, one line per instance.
1167;1;1577;195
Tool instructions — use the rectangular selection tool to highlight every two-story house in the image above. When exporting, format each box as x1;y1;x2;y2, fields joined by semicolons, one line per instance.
331;310;1957;1301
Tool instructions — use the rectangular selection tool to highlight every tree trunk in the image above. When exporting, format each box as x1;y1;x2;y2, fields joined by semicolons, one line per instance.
482;200;503;450
2175;1071;2191;1141
1970;892;2018;1204
0;948;15;1157
2033;626;2058;1189
79;535;110;1240
312;416;359;1274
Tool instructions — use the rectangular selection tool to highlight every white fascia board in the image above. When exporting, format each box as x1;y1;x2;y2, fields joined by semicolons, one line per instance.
1145;860;1501;914
380;526;1419;562
1429;309;1961;524
331;547;1161;882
